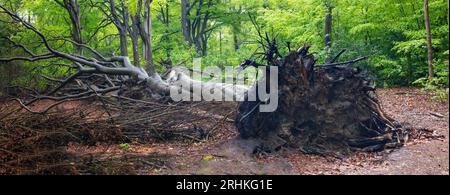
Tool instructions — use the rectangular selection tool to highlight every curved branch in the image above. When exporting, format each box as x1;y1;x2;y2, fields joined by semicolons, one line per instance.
0;36;36;56
0;5;56;53
0;53;56;62
50;37;107;60
13;96;95;114
328;49;347;63
316;56;368;67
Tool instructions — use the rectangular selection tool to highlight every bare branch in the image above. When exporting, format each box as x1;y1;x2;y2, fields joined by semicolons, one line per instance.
0;53;56;62
328;49;347;63
0;36;36;56
316;56;368;67
49;37;107;60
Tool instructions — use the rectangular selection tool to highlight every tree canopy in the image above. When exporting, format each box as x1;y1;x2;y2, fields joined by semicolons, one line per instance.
0;0;448;93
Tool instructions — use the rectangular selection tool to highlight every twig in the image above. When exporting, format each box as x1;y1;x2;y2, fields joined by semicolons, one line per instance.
328;49;347;63
317;56;368;67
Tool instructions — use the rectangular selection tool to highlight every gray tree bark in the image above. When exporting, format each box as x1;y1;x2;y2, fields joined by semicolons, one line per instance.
424;0;434;81
141;0;154;74
181;0;191;45
107;0;129;57
55;0;83;55
324;6;332;48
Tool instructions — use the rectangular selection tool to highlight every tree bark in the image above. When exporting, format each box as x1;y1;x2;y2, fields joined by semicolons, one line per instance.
233;26;239;51
119;31;129;57
324;5;332;48
56;0;83;55
130;2;141;67
182;0;213;56
130;21;140;67
108;0;129;57
181;0;192;45
324;1;333;62
141;0;154;74
130;34;140;67
156;0;171;59
424;0;434;81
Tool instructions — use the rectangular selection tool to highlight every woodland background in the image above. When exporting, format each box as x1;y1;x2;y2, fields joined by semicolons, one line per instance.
0;0;448;98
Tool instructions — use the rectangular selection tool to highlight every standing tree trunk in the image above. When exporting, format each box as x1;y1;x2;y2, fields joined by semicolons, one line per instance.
130;18;141;67
156;1;172;62
424;0;434;81
181;0;192;45
324;5;332;48
129;1;142;67
181;0;214;56
230;6;242;52
55;0;83;55
233;26;240;51
119;30;129;57
106;0;129;57
141;0;154;74
197;0;212;56
324;1;333;61
219;30;222;55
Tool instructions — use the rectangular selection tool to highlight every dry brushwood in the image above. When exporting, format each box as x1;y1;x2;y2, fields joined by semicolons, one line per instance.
0;105;127;174
236;45;410;155
0;99;233;174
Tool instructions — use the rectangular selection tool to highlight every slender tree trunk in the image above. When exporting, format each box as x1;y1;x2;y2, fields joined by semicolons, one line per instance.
424;0;434;80
108;0;129;57
119;30;129;56
219;30;222;55
181;0;213;56
130;32;140;67
56;0;83;55
324;2;333;61
193;0;203;55
70;1;83;55
233;26;239;51
181;0;192;45
140;0;154;75
130;1;142;67
324;6;332;48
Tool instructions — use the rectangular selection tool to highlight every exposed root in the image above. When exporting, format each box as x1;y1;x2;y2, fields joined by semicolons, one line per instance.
236;46;434;155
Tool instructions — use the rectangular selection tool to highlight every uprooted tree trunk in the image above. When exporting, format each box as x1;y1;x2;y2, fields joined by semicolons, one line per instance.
236;46;408;154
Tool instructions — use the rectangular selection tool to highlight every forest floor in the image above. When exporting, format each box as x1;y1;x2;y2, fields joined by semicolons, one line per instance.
1;87;448;175
64;87;449;175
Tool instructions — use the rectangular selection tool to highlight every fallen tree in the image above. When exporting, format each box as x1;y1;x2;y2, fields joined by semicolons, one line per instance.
0;5;416;157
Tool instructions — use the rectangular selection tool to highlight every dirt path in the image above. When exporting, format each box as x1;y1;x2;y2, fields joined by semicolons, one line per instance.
335;88;449;175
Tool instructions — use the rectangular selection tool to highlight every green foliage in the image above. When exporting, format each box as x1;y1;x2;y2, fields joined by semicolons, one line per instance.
0;0;448;94
119;143;131;150
413;59;449;100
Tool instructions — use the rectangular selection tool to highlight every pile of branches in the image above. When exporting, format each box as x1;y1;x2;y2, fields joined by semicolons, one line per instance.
0;97;233;174
0;105;125;174
107;97;235;142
